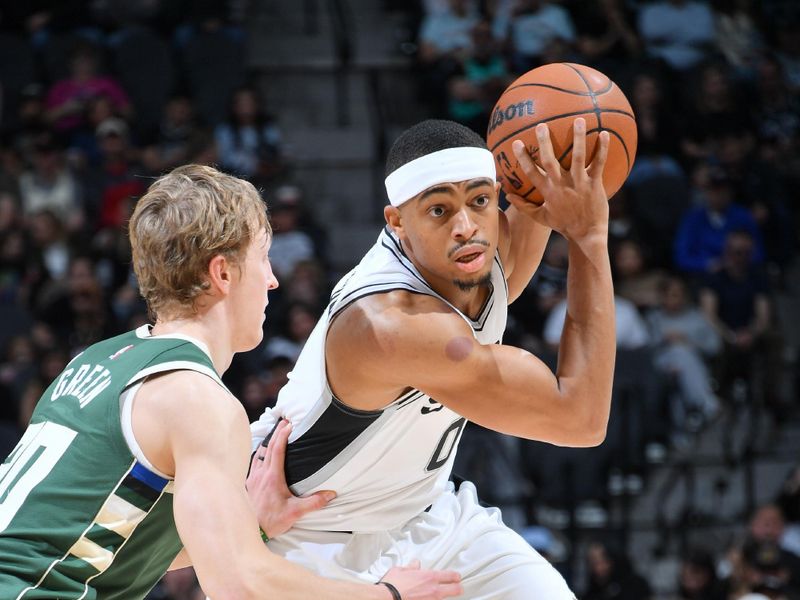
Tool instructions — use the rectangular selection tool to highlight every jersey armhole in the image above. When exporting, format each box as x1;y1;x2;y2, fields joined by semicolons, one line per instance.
119;380;173;480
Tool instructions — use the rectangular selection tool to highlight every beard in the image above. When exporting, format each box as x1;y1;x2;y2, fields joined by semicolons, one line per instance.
453;271;492;292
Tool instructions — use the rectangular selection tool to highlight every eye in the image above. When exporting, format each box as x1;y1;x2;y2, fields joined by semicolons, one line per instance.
474;195;490;207
428;206;446;218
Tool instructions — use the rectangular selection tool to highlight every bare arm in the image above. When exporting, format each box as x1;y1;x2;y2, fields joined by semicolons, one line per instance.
500;204;551;303
135;372;461;600
330;120;614;446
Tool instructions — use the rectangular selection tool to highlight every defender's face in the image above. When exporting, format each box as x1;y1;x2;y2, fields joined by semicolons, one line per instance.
397;178;500;291
230;228;279;352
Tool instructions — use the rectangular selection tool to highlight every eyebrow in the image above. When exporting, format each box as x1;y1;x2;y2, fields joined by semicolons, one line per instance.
418;178;494;203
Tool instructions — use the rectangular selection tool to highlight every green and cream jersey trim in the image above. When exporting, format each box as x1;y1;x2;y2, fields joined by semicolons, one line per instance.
0;325;229;600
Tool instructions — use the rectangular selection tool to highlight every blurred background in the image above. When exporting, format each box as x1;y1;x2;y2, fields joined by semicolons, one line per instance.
0;0;798;598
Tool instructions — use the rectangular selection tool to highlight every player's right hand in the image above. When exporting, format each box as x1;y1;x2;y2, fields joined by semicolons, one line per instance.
379;560;463;599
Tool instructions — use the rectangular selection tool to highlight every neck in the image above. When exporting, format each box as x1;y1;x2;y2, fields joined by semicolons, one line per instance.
151;311;234;375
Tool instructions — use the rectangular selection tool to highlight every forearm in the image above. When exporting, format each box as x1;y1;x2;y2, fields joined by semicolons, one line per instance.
238;556;387;600
555;235;615;438
504;205;551;302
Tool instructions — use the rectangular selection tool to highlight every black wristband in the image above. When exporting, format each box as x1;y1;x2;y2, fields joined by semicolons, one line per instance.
376;581;402;600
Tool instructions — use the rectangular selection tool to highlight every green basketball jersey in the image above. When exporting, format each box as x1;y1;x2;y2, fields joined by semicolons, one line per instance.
0;325;227;599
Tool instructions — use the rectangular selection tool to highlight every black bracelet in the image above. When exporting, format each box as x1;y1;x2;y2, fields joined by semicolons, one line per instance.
376;581;402;600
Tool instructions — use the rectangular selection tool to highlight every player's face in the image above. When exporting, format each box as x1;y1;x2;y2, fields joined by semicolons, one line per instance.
230;228;279;352
395;178;500;293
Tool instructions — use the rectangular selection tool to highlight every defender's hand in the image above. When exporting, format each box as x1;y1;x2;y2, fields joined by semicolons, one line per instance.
246;419;336;539
506;118;610;246
380;561;463;599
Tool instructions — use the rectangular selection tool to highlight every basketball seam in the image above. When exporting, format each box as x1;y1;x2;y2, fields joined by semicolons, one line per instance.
564;63;603;129
488;108;635;152
502;79;614;97
565;64;635;173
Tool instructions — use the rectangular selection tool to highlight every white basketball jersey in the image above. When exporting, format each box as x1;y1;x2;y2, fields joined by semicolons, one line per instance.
251;227;508;533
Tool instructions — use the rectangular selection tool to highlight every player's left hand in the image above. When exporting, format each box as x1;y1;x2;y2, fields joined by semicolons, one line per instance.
246;419;336;539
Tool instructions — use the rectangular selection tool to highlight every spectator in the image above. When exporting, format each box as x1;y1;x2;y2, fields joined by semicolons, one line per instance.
9;84;48;165
749;504;800;560
44;43;131;135
648;275;721;436
503;0;577;72
510;233;568;339
713;0;764;77
37;256;115;355
700;230;771;402
214;85;282;179
568;0;640;76
613;238;668;312
417;0;479;114
677;546;728;600
740;538;799;599
281;258;330;308
680;62;752;162
417;0;478;66
630;70;682;161
544;294;650;353
776;467;800;557
264;301;319;363
86;117;146;230
637;0;716;72
674;167;764;275
27;209;72;283
583;540;653;600
268;193;315;281
446;20;510;134
18;132;84;231
754;55;800;156
142;95;210;174
67;94;124;169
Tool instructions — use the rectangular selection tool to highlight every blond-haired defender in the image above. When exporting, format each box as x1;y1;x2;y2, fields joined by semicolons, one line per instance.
0;165;461;600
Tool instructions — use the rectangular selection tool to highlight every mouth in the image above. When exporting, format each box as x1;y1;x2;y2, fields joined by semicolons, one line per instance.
453;248;487;273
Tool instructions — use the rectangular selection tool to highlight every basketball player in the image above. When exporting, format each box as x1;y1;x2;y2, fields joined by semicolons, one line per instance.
0;165;462;600
250;118;615;598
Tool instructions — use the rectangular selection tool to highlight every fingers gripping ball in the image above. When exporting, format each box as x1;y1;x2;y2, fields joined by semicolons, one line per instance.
487;62;637;203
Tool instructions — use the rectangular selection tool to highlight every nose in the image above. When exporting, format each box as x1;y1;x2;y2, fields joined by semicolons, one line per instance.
268;273;279;291
451;208;478;241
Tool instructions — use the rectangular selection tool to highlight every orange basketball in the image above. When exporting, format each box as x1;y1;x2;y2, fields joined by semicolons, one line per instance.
487;63;637;203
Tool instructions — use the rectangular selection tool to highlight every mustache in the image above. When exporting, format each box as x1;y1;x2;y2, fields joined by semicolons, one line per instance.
447;238;490;259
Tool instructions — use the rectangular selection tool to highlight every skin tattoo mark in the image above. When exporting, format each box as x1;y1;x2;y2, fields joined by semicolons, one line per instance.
445;336;473;362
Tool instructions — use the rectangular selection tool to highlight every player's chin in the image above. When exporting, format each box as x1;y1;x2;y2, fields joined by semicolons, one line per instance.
239;329;264;353
452;269;492;292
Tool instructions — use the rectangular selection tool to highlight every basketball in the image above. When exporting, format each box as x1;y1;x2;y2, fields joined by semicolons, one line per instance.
487;63;637;203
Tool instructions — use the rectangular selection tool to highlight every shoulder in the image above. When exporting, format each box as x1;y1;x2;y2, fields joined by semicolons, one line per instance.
138;370;239;425
329;291;473;367
333;290;465;337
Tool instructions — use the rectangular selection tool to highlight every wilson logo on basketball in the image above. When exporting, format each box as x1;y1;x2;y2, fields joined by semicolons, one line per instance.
488;100;534;135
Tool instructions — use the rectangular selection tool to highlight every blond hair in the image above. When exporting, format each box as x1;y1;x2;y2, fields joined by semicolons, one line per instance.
129;164;270;320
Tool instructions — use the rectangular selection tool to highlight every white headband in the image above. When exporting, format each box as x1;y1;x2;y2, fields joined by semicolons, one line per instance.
384;147;497;207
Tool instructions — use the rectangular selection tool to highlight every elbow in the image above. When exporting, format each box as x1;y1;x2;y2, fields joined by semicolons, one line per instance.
564;405;610;448
580;421;608;447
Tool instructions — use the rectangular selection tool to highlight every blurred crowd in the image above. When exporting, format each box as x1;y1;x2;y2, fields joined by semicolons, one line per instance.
1;0;799;598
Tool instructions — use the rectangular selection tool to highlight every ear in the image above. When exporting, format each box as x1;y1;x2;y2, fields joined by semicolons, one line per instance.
207;254;233;296
384;205;403;236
